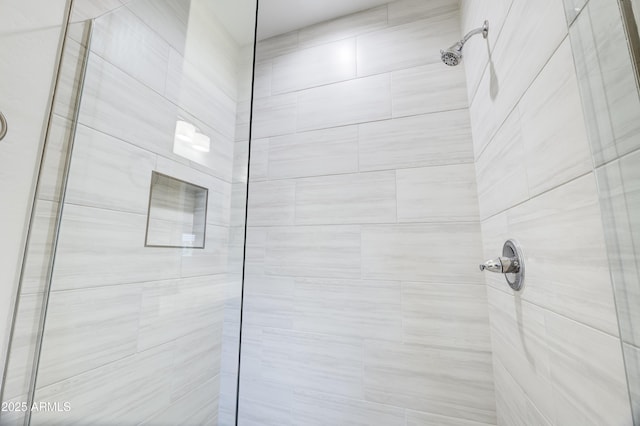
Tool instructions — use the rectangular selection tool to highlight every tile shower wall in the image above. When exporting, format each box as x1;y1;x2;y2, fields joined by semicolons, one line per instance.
239;1;497;424
460;0;633;424
1;1;251;424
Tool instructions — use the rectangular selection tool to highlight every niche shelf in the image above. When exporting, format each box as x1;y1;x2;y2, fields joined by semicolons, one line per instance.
145;171;208;249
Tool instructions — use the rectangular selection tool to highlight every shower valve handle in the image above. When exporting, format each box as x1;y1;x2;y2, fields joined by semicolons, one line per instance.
479;256;520;274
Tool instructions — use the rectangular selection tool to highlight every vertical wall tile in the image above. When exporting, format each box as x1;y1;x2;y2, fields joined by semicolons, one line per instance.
596;151;640;347
388;0;459;26
364;341;496;424
403;283;491;351
297;74;391;131
91;6;170;94
36;285;142;388
396;163;480;222
65;124;156;214
33;345;173;425
268;126;358;180
518;39;591;197
359;110;474;171
361;223;484;283
264;226;361;278
256;32;299;63
252;93;297;138
295;171;397;225
298;5;388;48
294;278;402;341
392;62;468;117
357;10;460;76
507;174;620;336
125;0;190;54
292;390;405;426
271;38;357;94
51;205;181;290
474;108;529;219
545;311;632;425
247;180;296;226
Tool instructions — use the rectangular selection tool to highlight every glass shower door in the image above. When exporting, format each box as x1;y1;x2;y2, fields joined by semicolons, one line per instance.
1;0;257;424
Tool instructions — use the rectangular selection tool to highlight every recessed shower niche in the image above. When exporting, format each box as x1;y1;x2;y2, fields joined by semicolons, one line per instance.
145;171;208;249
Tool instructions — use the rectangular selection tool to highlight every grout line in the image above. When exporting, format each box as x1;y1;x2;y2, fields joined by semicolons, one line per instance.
479;170;593;222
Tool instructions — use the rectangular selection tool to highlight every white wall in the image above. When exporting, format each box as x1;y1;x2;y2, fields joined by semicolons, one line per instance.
460;0;634;424
239;1;497;424
0;0;68;389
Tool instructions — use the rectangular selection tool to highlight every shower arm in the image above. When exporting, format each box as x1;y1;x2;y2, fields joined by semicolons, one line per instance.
457;20;489;49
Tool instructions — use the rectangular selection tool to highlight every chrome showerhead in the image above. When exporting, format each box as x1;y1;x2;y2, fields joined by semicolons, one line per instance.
440;43;463;67
440;20;489;67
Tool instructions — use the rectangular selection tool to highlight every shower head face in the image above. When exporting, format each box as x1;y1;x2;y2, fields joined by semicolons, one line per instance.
441;49;462;66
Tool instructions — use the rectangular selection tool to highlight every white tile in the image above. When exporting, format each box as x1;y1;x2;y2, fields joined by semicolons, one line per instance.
468;0;568;155
492;358;552;426
392;62;468;117
396;163;480;222
359;110;474;171
459;0;514;102
264;226;361;278
252;92;297;138
507;174;620;335
298;5;388;48
271;38;356;94
91;6;170;94
295;171;397;225
487;287;555;421
387;0;459;26
165;48;238;139
249;138;270;181
596;151;640;346
622;343;640;421
363;340;496;423
169;327;222;402
33;345;173;425
518;38;592;196
402;283;491;351
36;284;142;387
570;0;640;165
406;410;496;426
125;0;190;54
253;61;272;99
292;390;405;426
545;310;632;425
243;328;364;399
474;108;529;219
70;0;123;23
247;180;296;226
243;275;295;329
79;53;177;156
357;11;461;76
141;375;220;425
51;204;181;290
294;278;402;341
268;126;358;180
137;275;226;351
180;225;229;277
65;124;156;214
297;74;391;131
361;223;484;283
256;32;299;63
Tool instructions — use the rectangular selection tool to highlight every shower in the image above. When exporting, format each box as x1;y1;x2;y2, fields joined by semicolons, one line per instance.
441;20;489;66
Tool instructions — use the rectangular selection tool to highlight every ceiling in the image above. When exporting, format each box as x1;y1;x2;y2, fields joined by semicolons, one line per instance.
256;0;396;40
